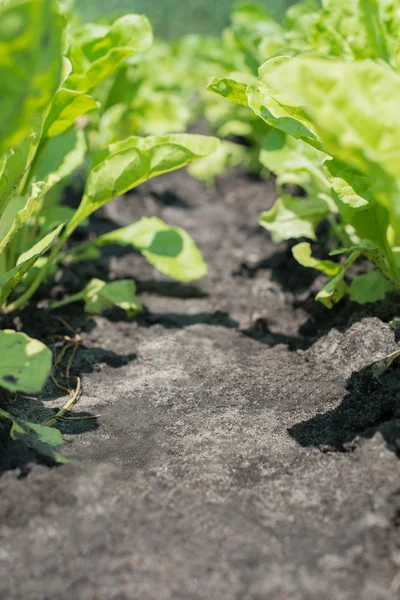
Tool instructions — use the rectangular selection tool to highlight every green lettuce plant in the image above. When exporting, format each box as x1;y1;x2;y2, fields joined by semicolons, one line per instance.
0;0;219;459
0;0;218;319
209;0;400;306
87;3;282;184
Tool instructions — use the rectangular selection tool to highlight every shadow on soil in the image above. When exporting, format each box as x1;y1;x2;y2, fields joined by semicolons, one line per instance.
289;364;400;454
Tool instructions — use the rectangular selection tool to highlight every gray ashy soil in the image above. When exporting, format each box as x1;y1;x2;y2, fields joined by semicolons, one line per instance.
1;169;400;600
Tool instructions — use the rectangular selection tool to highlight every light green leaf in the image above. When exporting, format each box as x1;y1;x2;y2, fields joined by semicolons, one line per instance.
188;140;248;185
315;270;348;308
292;242;341;277
43;88;99;138
315;250;361;308
68;134;219;230
324;159;371;208
0;224;63;304
65;14;153;92
359;0;391;63
0;0;64;153
0;178;61;255
207;77;251;106
35;128;86;185
0;329;51;393
0;408;67;463
259;195;330;242
51;278;142;318
349;270;393;304
93;216;207;282
260;128;329;194
38;206;77;235
265;57;400;182
0;138;36;218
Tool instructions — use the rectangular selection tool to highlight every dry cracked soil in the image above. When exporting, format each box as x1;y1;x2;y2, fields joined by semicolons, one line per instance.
1;167;400;600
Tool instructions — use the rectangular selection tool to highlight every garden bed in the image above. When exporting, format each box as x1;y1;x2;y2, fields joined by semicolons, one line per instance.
1;167;400;599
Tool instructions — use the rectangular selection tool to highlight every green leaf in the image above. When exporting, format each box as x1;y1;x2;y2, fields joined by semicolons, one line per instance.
0;224;63;304
260;128;329;194
43;88;99;138
259;195;330;242
207;77;251;106
0;329;51;393
94;216;207;282
0;138;36;219
315;270;348;308
0;408;67;463
349;270;393;304
264;57;400;182
330;241;396;286
84;279;142;317
292;242;341;277
315;251;361;308
68;134;219;230
38;206;77;235
35;128;86;185
51;278;142;318
0;0;64;153
188;140;248;185
0;179;60;255
324;159;371;208
65;14;153;92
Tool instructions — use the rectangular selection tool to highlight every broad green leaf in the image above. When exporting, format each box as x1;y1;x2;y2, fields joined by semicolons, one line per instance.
0;329;51;393
84;279;142;317
324;159;371;208
35;128;86;185
188;140;248;185
292;242;341;276
0;224;62;304
0;408;67;463
0;0;64;153
260;128;329;194
0;180;55;254
43;88;99;137
38;206;77;235
265;57;400;182
312;0;391;61
0;195;26;251
259;195;330;242
349;270;393;304
65;14;153;92
208;73;321;151
207;77;251;106
93;216;207;282
0;137;37;218
51;278;142;318
359;0;391;63
68;134;219;230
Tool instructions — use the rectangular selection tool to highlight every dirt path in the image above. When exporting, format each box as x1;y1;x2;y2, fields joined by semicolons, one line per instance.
1;169;400;599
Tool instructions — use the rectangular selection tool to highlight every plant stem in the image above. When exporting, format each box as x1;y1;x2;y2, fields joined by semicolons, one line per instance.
49;291;84;310
3;230;68;312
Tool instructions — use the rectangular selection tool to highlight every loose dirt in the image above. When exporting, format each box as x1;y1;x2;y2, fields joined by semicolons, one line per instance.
1;168;400;600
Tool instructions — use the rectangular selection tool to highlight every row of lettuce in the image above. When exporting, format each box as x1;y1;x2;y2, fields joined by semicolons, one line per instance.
2;0;400;458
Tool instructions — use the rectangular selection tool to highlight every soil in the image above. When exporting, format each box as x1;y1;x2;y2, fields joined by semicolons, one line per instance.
1;167;400;600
